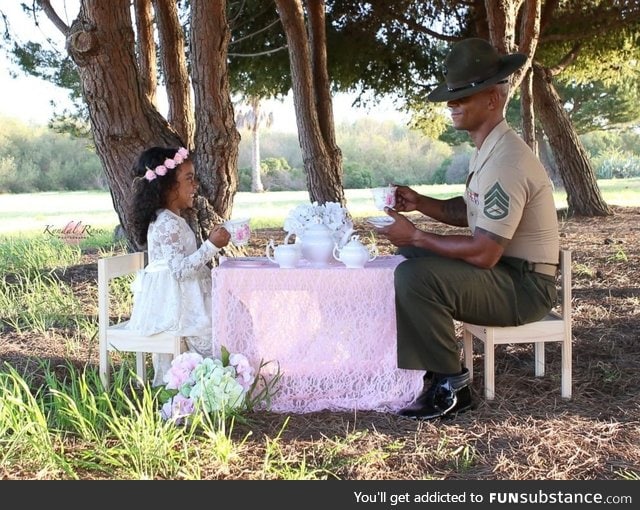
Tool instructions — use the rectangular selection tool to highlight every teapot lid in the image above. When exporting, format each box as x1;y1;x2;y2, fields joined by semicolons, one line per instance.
343;234;365;249
305;220;330;231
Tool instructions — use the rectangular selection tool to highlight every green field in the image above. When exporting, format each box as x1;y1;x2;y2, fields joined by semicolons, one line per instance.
0;178;638;235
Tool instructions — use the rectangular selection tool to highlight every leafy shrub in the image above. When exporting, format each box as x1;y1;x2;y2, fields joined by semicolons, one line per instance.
0;116;104;192
343;161;372;189
592;147;640;179
237;167;253;192
261;158;305;191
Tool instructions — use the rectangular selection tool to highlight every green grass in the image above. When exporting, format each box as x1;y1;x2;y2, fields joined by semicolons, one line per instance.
2;178;637;235
1;181;636;480
0;222;479;480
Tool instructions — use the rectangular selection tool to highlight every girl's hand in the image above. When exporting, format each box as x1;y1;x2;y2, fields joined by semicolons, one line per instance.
208;225;231;248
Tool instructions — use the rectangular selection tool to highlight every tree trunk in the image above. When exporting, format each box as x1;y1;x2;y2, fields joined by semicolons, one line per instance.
39;0;238;251
250;97;265;193
275;0;344;206
251;127;265;193
532;63;612;217
64;0;182;251
154;0;195;147
515;0;541;146
190;0;240;237
520;67;537;154
133;0;157;107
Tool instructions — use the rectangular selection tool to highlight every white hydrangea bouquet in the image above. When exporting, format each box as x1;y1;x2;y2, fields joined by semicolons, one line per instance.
283;201;353;244
158;347;278;424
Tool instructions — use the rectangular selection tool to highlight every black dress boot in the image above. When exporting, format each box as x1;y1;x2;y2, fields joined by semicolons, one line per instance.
398;368;472;420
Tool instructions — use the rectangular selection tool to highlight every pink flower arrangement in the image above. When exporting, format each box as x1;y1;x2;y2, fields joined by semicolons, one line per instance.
144;147;189;181
158;348;257;424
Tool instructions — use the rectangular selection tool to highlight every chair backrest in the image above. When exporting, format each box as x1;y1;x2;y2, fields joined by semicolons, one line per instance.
98;252;145;337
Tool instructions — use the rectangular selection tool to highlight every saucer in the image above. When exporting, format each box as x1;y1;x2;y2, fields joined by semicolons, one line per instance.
366;216;395;228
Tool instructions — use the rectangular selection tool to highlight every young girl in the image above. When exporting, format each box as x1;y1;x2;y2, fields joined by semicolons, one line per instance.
127;146;230;386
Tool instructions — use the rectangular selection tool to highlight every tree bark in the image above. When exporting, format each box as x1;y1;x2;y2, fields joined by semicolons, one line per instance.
133;0;157;107
275;0;345;206
532;63;613;217
518;0;541;154
190;0;240;237
63;0;182;250
521;67;537;154
154;0;195;147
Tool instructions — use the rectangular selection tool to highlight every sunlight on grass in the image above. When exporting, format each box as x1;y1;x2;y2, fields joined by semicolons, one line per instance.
0;366;74;478
0;270;88;334
573;263;596;278
1;178;637;234
617;468;640;480
1;180;638;480
0;362;275;480
0;235;82;273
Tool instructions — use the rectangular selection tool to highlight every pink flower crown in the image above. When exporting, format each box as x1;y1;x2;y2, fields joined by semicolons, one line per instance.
144;147;189;181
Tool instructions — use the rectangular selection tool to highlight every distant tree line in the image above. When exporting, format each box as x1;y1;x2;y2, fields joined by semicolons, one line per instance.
0;117;104;193
1;114;639;194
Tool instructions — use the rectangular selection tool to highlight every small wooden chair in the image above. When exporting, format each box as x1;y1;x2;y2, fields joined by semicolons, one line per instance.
98;252;185;389
462;250;572;400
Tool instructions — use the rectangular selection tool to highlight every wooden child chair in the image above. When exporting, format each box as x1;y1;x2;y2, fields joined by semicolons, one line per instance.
462;250;572;400
98;251;185;389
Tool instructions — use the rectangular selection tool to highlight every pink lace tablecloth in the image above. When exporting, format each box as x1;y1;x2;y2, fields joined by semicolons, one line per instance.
211;255;423;414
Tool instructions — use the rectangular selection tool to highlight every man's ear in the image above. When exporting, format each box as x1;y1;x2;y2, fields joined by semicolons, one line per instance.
486;87;502;111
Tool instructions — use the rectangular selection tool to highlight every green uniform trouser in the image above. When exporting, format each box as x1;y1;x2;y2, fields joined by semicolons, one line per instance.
394;247;557;374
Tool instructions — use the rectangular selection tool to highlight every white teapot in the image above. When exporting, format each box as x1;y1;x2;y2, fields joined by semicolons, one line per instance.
333;235;378;268
266;238;301;268
288;220;353;267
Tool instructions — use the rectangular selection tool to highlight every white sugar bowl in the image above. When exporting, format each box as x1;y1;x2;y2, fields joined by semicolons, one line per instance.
333;235;378;268
266;239;301;268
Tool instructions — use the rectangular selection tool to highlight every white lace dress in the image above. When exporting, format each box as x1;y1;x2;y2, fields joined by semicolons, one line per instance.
126;208;219;385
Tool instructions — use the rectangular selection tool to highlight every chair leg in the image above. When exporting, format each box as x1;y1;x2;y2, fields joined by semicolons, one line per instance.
561;336;572;399
462;328;474;381
534;342;545;377
484;328;495;400
136;353;146;386
99;345;109;390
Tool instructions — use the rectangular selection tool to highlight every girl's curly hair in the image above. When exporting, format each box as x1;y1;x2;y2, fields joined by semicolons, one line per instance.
129;146;187;247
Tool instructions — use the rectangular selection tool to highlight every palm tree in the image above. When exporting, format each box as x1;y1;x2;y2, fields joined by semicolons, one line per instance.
235;95;274;192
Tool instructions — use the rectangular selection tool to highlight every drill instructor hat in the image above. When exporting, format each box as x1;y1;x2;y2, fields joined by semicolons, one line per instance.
428;38;527;102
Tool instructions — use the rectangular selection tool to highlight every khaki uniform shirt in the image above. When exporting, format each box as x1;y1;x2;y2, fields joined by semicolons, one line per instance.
464;120;559;264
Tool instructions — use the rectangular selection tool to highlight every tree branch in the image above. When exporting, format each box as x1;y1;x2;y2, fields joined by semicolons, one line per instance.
36;0;69;35
230;17;281;45
548;42;582;76
398;15;460;42
229;44;288;57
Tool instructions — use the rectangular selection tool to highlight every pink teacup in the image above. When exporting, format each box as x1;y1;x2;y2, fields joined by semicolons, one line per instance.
223;218;251;246
371;185;397;210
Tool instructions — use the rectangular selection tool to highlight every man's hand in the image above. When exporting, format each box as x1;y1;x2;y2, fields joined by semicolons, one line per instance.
393;185;423;213
377;207;418;247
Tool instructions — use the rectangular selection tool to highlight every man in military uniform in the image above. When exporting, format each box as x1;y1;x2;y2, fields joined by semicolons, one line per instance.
377;38;560;420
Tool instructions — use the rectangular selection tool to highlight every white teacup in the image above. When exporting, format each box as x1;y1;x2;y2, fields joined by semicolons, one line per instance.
266;239;301;268
371;185;397;210
223;217;251;246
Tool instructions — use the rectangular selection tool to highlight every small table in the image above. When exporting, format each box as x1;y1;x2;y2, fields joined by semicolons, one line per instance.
211;255;422;414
